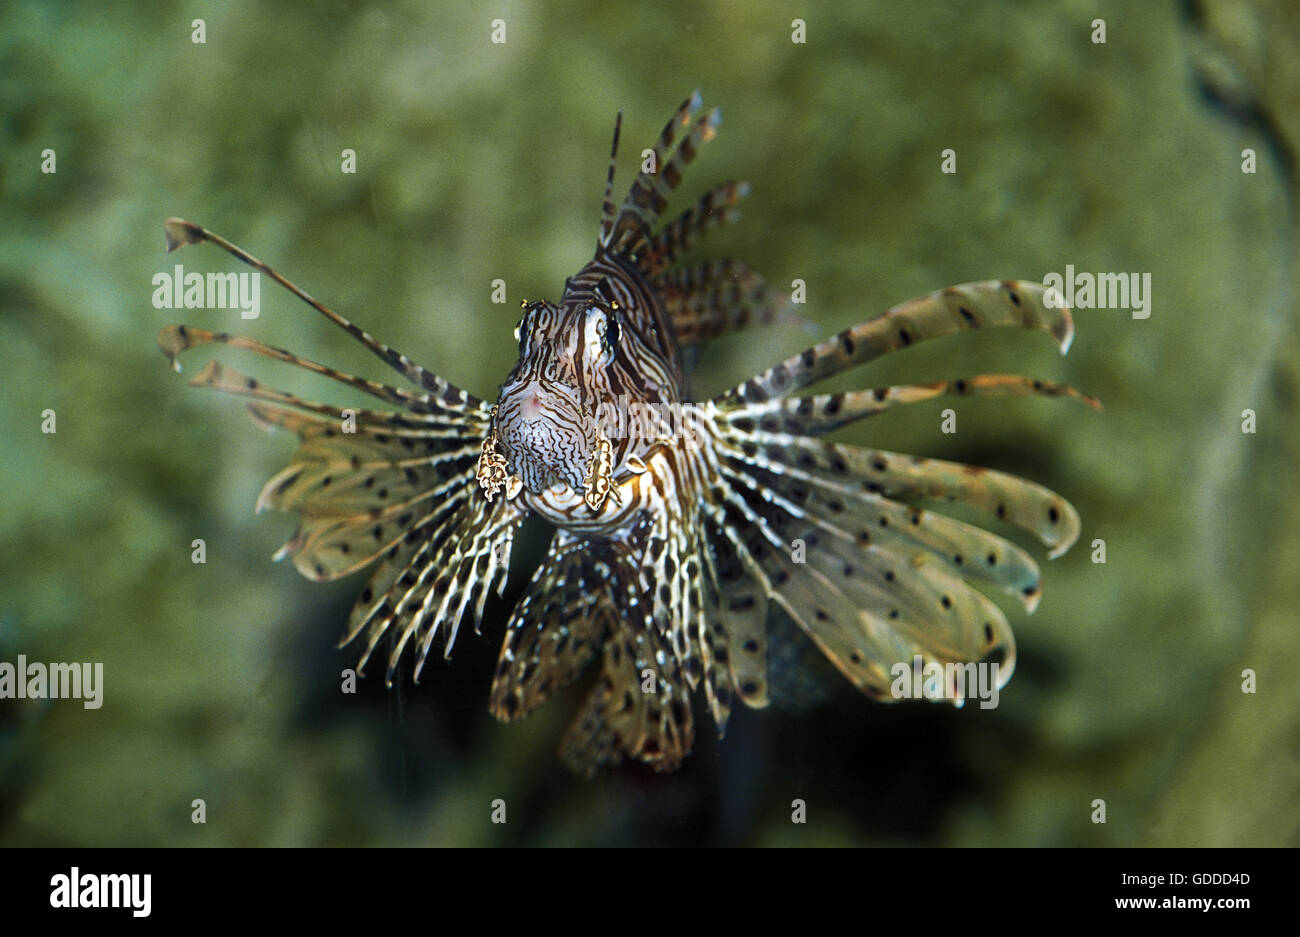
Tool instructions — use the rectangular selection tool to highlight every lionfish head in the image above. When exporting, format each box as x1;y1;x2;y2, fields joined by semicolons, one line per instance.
491;297;621;495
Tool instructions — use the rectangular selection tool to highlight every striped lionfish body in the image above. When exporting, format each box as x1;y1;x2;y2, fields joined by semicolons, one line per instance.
159;92;1097;776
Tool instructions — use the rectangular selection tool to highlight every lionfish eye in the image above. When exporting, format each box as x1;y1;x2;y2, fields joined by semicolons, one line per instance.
591;281;621;352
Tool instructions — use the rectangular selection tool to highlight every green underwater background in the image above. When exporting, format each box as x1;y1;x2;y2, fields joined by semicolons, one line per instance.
2;0;1297;846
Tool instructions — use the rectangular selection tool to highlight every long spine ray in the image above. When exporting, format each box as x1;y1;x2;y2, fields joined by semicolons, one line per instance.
162;218;480;409
720;373;1100;436
642;180;750;275
158;324;477;418
724;281;1075;404
596;111;624;247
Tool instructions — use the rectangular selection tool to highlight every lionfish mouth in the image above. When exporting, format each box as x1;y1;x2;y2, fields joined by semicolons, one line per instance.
500;421;590;492
493;382;595;494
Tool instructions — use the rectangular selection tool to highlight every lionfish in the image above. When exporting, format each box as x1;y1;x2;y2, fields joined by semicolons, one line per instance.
158;92;1097;776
